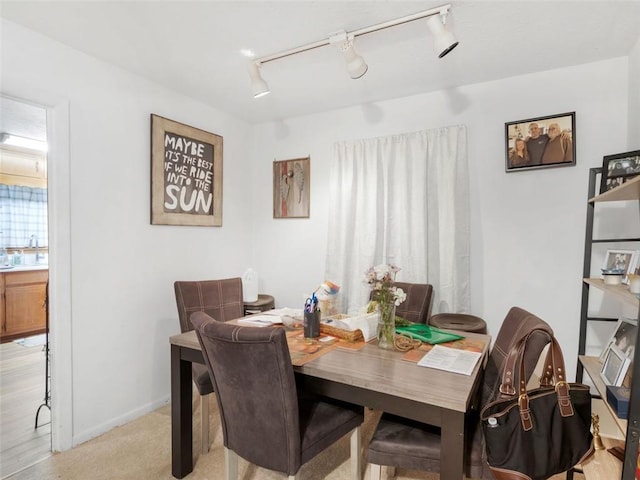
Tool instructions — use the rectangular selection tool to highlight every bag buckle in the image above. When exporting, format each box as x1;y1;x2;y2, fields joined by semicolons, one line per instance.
499;384;515;396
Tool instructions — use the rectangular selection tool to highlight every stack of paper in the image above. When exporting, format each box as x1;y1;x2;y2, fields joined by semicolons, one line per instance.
417;345;482;375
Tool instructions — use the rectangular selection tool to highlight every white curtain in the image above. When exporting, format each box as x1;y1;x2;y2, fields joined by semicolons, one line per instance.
325;125;469;315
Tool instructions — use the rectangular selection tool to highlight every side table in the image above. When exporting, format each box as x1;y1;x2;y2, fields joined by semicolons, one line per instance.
243;294;275;315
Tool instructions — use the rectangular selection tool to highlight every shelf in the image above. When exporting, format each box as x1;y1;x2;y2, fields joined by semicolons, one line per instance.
579;355;627;436
590;175;640;203
583;278;640;307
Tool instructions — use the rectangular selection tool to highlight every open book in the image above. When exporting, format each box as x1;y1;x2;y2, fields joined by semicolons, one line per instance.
321;313;378;342
417;344;482;375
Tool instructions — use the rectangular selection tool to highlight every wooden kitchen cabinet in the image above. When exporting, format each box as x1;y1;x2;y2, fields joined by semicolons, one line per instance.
0;269;48;343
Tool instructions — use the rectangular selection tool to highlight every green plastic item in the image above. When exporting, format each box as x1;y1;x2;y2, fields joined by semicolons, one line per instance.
395;324;464;344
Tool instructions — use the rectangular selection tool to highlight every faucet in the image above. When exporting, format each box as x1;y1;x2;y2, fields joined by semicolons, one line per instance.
29;234;43;262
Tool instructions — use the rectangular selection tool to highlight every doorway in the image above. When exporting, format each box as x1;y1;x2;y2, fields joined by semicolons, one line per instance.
0;96;51;478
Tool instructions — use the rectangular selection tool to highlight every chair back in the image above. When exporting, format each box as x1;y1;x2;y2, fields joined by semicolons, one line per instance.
394;282;433;324
174;278;243;333
191;312;302;474
482;306;554;407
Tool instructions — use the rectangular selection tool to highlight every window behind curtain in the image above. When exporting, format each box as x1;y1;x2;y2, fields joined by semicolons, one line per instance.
0;184;48;248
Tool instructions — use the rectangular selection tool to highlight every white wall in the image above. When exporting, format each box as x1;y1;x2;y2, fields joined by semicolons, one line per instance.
629;36;640;149
1;20;254;446
251;58;630;379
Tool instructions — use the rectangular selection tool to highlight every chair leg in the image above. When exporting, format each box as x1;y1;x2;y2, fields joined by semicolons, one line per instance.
224;447;238;480
201;393;210;453
369;464;381;480
350;425;362;480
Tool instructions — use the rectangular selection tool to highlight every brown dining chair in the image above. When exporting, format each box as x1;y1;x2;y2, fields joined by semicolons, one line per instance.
174;278;244;454
371;282;433;324
191;311;364;479
366;306;554;479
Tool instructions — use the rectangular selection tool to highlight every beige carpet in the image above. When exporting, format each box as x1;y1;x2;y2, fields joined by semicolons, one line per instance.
6;393;583;480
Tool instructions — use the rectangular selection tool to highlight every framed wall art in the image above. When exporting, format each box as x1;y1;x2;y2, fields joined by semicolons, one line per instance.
150;114;223;226
273;157;310;218
599;150;640;194
505;111;575;172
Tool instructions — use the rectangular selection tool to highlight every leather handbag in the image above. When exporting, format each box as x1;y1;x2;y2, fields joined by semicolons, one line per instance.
480;330;594;480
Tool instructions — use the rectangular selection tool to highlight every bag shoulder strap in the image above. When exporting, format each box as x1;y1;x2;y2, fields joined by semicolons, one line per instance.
498;327;552;397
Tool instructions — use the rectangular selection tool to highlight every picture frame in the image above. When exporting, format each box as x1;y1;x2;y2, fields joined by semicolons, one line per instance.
599;316;637;363
150;114;223;226
504;112;575;172
273;157;310;218
601;249;638;284
600;345;631;387
599;150;640;194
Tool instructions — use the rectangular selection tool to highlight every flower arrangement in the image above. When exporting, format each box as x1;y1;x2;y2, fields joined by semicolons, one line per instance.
364;264;406;349
364;264;407;307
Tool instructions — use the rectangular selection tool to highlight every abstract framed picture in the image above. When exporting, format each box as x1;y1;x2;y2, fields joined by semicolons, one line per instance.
599;150;640;194
505;112;575;172
273;157;310;218
150;114;223;226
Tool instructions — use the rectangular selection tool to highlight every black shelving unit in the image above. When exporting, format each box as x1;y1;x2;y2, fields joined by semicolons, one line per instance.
577;167;640;480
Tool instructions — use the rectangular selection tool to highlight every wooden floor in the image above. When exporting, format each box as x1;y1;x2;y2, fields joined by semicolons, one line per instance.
0;338;51;479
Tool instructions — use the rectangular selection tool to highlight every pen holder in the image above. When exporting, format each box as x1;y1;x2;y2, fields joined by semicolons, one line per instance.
304;311;320;339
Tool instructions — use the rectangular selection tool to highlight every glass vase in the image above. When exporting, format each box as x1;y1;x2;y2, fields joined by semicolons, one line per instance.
377;302;396;350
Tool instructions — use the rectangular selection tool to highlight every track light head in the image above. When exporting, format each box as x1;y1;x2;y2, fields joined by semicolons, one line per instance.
248;62;270;98
426;11;459;58
329;31;368;79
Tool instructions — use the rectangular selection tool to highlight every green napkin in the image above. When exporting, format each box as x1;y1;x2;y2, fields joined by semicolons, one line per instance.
395;324;464;344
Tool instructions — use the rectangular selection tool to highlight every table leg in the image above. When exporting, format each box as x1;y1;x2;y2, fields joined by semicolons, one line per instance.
171;344;193;478
440;409;465;480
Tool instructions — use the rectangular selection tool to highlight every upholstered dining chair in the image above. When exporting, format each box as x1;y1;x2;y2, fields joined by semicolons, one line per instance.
191;311;365;480
370;282;433;324
366;306;554;479
174;278;244;454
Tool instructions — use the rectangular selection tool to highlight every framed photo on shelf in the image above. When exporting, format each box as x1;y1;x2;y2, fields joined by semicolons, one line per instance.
600;345;631;387
599;316;637;363
601;249;638;284
599;150;640;194
504;111;575;172
273;157;310;218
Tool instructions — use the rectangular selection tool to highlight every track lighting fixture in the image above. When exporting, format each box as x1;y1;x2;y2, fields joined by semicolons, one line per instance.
329;31;368;79
248;3;458;98
248;62;270;98
426;11;458;58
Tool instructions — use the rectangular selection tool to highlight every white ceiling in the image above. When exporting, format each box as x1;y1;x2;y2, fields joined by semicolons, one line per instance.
1;0;640;137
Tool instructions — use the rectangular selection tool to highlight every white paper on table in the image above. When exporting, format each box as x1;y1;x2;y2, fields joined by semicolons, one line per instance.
263;308;303;318
238;314;283;327
417;345;482;375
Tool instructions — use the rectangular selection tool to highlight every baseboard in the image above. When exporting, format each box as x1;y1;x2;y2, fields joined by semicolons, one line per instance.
71;395;170;447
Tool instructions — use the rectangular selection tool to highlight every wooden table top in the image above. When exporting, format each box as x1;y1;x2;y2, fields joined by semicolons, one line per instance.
171;328;491;413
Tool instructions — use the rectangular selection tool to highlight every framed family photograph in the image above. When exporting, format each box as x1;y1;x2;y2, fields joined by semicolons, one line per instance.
599;316;637;363
150;114;223;226
273;157;310;218
599;150;640;194
601;249;638;284
505;112;575;172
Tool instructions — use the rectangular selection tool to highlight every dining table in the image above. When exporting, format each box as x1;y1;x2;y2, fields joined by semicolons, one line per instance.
170;325;491;479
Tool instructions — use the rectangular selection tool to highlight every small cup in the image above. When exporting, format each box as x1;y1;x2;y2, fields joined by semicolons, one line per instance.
629;275;640;294
304;311;320;338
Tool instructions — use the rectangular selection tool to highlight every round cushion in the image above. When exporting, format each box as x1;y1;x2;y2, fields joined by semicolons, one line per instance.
429;313;487;334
